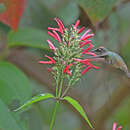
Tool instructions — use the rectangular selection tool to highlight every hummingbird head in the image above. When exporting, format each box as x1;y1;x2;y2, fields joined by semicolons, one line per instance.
92;46;108;55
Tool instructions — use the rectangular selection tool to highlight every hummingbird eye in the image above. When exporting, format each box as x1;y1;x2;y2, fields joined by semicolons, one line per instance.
98;47;105;52
93;47;104;53
97;48;102;51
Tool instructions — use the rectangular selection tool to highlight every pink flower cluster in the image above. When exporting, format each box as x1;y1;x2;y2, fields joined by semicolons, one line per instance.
113;122;122;130
39;18;99;75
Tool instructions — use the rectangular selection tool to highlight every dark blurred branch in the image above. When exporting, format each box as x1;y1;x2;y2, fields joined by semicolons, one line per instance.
79;0;130;33
79;5;96;33
93;78;130;130
97;0;130;30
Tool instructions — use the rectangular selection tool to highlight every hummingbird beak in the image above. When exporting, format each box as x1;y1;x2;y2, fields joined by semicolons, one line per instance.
86;53;106;61
86;55;104;59
86;56;105;62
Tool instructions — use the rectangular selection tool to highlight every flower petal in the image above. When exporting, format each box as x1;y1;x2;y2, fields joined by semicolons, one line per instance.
54;18;65;34
39;61;52;64
48;31;58;40
80;40;91;48
117;126;122;130
48;68;53;72
81;66;92;75
45;55;56;64
74;20;80;29
89;64;99;69
83;34;94;41
80;29;91;40
47;40;56;52
112;122;117;130
64;64;72;76
39;55;56;65
84;52;97;56
53;30;61;43
48;27;59;31
78;26;85;34
82;43;94;53
81;34;94;41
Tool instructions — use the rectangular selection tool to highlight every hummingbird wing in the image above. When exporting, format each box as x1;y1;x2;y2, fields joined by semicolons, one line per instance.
126;72;130;78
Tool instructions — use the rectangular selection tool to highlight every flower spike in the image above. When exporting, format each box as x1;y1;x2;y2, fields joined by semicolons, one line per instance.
41;18;98;80
38;17;100;129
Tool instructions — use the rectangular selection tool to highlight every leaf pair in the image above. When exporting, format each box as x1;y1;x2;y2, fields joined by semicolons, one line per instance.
15;93;93;129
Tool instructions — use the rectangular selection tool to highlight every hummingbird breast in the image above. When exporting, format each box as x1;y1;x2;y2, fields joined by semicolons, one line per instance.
105;52;128;72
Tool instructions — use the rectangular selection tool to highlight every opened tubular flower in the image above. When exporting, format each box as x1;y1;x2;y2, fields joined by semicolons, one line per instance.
39;18;99;87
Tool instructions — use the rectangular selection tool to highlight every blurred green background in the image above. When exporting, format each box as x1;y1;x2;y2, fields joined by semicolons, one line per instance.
0;0;130;130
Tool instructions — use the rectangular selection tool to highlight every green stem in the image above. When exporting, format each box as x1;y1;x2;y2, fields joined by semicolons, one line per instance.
61;86;70;98
0;44;8;61
62;79;72;97
55;75;60;97
49;101;59;130
58;77;64;97
57;67;64;97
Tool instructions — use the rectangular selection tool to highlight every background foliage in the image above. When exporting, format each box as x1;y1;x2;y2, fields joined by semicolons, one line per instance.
0;0;130;130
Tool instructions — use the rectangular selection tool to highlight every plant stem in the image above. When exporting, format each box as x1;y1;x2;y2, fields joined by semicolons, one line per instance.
57;67;64;97
61;86;70;98
55;75;60;97
62;79;72;97
0;43;8;61
49;101;59;130
58;77;64;97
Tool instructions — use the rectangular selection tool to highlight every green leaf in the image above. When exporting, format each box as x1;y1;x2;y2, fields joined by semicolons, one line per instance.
15;93;54;111
0;61;31;130
64;96;93;129
0;99;22;130
78;0;118;23
7;27;50;50
0;61;31;104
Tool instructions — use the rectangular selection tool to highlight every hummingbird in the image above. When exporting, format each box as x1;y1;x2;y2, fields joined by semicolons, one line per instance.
89;46;130;78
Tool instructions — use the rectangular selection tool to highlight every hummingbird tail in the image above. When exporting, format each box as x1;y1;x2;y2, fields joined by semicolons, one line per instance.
126;72;130;78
